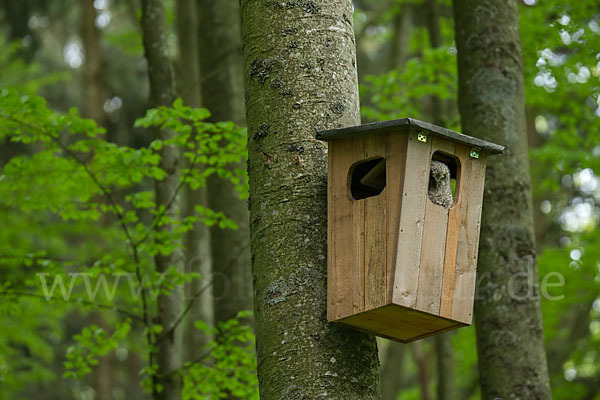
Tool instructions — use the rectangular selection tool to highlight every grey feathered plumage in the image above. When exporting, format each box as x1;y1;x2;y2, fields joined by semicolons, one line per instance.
428;160;453;209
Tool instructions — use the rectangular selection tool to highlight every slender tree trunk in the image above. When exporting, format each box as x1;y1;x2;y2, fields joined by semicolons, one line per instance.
176;0;213;356
197;0;252;325
380;341;407;400
424;5;455;398
80;0;106;127
176;0;201;108
90;312;115;400
424;0;445;125
435;334;454;400
411;342;432;400
80;5;114;399
453;1;552;399
140;1;183;399
389;4;413;70
241;1;381;398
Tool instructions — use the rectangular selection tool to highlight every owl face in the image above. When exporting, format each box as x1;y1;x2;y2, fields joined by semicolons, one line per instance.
430;160;450;187
428;160;453;209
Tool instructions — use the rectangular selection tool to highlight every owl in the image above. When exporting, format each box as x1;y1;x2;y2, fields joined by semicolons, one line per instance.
428;160;453;209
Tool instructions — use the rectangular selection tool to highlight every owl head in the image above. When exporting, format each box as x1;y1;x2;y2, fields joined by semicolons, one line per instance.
430;160;450;187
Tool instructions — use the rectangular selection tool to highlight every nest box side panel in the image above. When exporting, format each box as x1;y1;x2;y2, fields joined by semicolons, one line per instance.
392;128;432;308
415;137;455;315
328;137;366;321
363;134;388;312
450;146;487;324
439;145;469;317
385;132;409;305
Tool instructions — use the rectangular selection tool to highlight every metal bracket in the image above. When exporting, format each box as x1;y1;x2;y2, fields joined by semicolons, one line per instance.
417;132;428;143
470;147;481;159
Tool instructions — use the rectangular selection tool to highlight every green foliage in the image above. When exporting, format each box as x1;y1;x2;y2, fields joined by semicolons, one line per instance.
0;297;64;399
182;311;259;400
0;35;66;91
0;87;251;397
361;45;458;126
64;320;131;379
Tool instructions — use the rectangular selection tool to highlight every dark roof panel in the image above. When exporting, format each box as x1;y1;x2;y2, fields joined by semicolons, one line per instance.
316;118;505;155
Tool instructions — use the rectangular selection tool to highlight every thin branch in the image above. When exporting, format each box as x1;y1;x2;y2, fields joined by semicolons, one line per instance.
1;289;144;321
0;112;153;367
0;113;136;246
132;176;185;247
153;240;251;345
159;348;212;379
133;132;203;248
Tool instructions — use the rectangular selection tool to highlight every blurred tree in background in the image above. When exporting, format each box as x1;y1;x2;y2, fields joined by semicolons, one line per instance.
0;0;598;399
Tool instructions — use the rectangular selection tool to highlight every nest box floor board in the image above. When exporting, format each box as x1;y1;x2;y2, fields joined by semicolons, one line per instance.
333;303;467;343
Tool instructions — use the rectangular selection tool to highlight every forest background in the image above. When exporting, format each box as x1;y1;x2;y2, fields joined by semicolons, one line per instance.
0;0;599;399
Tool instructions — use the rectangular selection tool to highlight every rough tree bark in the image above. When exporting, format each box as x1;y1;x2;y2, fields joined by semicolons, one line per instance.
197;0;252;324
140;0;183;398
175;0;214;356
241;1;381;398
453;1;552;399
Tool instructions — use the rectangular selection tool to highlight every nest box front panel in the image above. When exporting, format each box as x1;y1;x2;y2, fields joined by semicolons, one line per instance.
391;133;487;325
327;132;409;322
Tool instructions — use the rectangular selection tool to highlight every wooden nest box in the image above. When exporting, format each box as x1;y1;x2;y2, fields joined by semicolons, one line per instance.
316;119;504;342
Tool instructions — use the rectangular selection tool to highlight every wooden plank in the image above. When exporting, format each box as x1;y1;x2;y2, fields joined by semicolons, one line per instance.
451;149;487;324
415;138;453;315
327;141;335;321
329;138;363;320
359;158;386;190
416;195;449;314
439;145;469;318
386;133;408;304
364;135;387;311
352;139;366;314
336;303;462;343
392;129;432;308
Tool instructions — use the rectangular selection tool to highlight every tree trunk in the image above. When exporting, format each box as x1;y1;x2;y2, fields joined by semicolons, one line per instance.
176;0;213;357
80;0;106;127
424;6;455;398
453;1;552;399
91;312;115;400
140;0;183;399
424;0;445;125
197;0;252;325
435;334;454;400
380;341;407;400
411;342;432;400
80;5;113;399
389;4;414;70
241;1;381;398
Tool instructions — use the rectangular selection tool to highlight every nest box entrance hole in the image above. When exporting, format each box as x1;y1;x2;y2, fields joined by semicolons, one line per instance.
349;157;386;200
428;151;461;208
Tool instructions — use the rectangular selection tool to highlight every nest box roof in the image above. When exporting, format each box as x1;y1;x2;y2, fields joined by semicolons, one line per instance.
316;118;505;155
